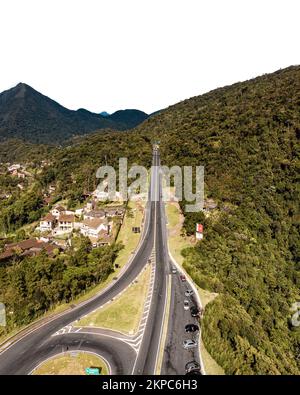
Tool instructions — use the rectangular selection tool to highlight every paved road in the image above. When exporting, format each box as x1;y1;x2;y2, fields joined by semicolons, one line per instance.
161;270;201;374
133;149;170;374
0;147;202;375
0;152;160;375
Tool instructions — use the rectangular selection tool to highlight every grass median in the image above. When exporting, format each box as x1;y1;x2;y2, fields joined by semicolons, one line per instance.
32;352;109;375
75;263;151;335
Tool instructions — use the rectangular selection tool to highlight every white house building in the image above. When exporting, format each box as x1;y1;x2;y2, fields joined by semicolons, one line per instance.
51;205;65;218
80;218;110;238
57;214;75;233
39;213;56;233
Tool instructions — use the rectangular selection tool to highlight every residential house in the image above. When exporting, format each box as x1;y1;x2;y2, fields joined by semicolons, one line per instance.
0;238;57;263
39;213;56;233
57;214;75;233
43;195;52;206
104;206;125;218
75;208;84;216
80;218;110;239
85;200;96;212
93;230;114;247
51;205;65;218
83;209;105;220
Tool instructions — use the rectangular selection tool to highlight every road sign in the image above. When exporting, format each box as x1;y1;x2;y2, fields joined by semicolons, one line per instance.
85;367;100;375
196;223;203;233
196;232;203;240
132;227;141;233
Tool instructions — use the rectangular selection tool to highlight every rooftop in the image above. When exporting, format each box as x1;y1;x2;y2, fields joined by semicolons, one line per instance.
59;214;75;222
82;218;108;229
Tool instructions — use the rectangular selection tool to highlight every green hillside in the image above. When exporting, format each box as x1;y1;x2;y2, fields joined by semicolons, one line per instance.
137;65;300;374
0;66;299;374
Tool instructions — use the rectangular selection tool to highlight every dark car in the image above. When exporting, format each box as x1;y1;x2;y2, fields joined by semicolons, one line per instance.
190;306;200;317
185;324;199;333
186;370;202;375
185;361;200;373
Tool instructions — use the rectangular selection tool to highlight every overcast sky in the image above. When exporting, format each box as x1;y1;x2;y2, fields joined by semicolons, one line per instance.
0;0;299;114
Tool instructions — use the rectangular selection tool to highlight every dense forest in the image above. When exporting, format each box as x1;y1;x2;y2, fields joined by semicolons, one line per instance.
0;66;299;374
0;237;122;332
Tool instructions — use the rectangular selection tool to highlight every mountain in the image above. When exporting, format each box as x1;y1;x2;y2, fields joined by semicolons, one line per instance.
109;109;149;129
0;83;148;143
99;111;110;117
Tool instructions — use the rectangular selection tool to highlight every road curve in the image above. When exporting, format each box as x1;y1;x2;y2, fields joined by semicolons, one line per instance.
0;152;159;375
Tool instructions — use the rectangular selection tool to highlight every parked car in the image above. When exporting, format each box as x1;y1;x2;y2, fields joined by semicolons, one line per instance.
185;289;194;297
183;339;198;349
171;267;177;274
180;274;186;282
185;361;200;373
185;324;199;333
183;300;190;310
186;370;202;375
190;306;200;317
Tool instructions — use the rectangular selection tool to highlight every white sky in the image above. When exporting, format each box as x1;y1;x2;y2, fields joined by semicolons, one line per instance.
0;0;299;114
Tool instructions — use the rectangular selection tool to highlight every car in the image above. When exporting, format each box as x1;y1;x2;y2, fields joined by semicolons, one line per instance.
183;300;190;310
190;306;200;317
180;274;186;282
171;267;177;274
183;339;198;349
185;289;194;297
185;361;200;373
185;370;202;375
185;324;199;333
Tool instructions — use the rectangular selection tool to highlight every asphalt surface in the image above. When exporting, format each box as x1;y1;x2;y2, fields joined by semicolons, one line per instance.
0;148;201;376
133;149;170;374
161;271;201;374
0;152;160;375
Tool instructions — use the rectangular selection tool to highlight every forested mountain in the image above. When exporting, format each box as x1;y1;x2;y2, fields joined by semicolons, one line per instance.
135;65;300;374
0;66;299;374
109;109;149;129
0;83;148;143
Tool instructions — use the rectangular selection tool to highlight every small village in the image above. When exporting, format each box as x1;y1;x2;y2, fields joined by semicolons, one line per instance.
0;161;126;263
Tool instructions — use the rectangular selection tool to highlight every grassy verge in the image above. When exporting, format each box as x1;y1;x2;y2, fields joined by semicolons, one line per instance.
114;200;145;268
165;198;224;375
200;339;225;375
75;263;151;335
32;352;109;375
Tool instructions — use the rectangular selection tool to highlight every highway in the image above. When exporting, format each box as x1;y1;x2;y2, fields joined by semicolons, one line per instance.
0;147;202;375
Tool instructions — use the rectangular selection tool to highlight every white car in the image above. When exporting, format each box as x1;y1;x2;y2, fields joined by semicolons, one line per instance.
184;300;190;310
183;339;198;349
185;289;194;297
